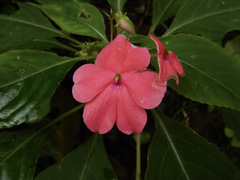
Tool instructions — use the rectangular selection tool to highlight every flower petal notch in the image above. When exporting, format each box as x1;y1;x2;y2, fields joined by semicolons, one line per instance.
149;34;184;85
72;34;167;135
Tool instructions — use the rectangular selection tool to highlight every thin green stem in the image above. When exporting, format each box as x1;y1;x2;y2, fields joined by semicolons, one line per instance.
60;31;83;45
110;17;114;42
34;39;79;53
161;22;169;31
136;134;141;180
40;104;85;132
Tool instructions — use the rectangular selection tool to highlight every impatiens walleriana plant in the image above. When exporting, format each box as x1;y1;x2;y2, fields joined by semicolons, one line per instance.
72;34;166;134
1;0;240;180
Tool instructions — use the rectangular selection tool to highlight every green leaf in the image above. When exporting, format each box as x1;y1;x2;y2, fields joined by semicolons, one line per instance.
224;35;240;60
0;128;47;180
37;0;90;4
36;133;117;180
220;108;240;141
37;2;108;43
107;0;127;12
145;108;240;180
160;34;240;111
0;50;78;128
0;3;62;53
164;0;240;41
150;0;186;33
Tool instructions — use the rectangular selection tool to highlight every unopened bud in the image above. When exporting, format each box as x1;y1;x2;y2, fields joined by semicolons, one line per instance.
114;12;135;34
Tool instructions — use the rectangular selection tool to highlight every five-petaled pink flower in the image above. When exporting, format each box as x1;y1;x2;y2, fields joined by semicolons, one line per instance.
149;34;184;85
72;34;166;135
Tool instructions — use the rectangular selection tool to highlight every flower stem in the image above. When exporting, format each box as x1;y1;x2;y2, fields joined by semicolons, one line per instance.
136;134;141;180
41;104;85;131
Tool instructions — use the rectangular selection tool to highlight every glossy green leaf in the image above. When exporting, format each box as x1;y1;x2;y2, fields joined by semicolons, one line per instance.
107;0;127;12
0;3;62;53
164;0;240;41
220;108;240;141
36;133;117;180
224;35;240;60
150;0;186;33
145;108;240;180
0;128;47;180
0;50;78;128
37;2;108;43
159;34;240;111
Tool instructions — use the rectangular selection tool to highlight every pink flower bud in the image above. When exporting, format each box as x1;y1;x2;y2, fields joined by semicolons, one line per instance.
114;12;135;34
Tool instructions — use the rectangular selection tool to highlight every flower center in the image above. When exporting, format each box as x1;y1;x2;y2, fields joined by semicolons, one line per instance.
113;74;122;88
163;52;169;61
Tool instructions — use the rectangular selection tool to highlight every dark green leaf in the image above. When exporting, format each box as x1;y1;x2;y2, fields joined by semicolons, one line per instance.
219;108;240;141
0;128;47;180
37;2;108;43
107;0;127;12
145;108;240;180
164;0;240;41
37;0;90;4
36;133;117;180
224;35;240;60
0;50;77;128
160;34;240;111
0;3;62;52
150;0;186;33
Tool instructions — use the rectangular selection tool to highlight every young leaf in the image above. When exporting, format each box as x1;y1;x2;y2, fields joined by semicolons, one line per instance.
36;133;117;180
150;0;186;33
164;0;240;41
160;34;240;111
37;2;108;43
0;3;61;53
0;50;78;128
107;0;127;12
0;128;47;180
145;108;240;180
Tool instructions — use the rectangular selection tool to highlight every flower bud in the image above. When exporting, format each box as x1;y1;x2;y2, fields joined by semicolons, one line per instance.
113;12;135;34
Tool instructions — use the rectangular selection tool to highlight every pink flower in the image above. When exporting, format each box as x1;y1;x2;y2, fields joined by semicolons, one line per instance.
149;34;184;85
72;34;166;135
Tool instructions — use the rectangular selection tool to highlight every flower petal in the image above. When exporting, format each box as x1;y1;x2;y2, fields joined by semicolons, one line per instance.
83;84;117;134
122;71;166;109
159;55;180;85
168;51;184;76
95;34;150;74
72;64;115;103
149;34;165;54
116;86;147;135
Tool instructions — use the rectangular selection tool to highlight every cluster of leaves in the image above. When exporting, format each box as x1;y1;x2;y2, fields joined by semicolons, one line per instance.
0;0;240;179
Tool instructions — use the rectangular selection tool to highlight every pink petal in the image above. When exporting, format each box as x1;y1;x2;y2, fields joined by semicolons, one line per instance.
72;64;115;103
122;71;166;109
83;84;118;134
159;55;180;85
95;34;150;74
149;34;165;54
116;86;147;135
168;52;184;76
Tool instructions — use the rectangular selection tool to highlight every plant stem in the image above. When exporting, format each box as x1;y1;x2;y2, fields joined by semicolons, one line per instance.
136;134;141;180
110;17;114;42
35;104;85;137
60;32;83;45
34;39;79;53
